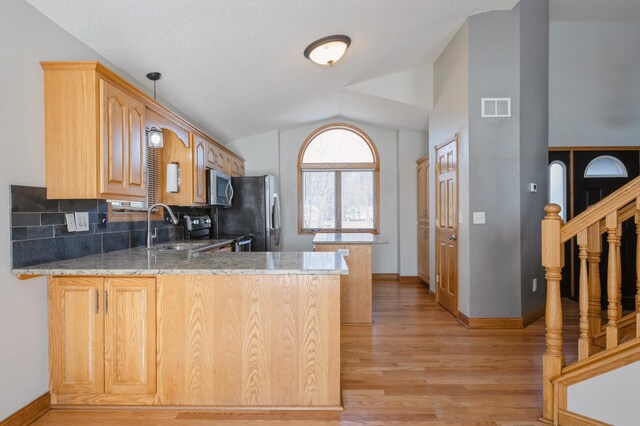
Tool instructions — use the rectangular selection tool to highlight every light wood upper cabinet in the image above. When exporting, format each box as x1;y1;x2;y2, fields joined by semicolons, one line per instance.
49;277;104;397
206;141;217;170
127;97;146;196
193;135;207;205
417;157;429;224
49;276;156;404
41;62;244;204
104;278;156;395
100;80;147;198
230;156;244;177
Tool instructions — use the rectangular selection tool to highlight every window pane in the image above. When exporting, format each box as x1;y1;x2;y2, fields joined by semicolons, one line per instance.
584;155;628;178
549;162;566;222
303;172;336;229
302;129;374;164
341;171;374;229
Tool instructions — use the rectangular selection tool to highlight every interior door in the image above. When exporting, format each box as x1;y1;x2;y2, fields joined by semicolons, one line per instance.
435;137;458;315
49;277;104;396
104;278;156;395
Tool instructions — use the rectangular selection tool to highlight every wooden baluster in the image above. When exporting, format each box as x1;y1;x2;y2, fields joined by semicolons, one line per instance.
606;211;620;349
578;229;590;360
616;226;623;318
541;204;565;422
587;223;602;342
636;197;640;338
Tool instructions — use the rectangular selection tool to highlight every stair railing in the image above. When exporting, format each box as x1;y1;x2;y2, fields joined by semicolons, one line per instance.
541;175;640;422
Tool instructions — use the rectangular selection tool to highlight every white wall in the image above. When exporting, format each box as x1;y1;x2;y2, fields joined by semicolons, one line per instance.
229;120;427;274
568;360;640;426
398;129;428;276
549;21;640;147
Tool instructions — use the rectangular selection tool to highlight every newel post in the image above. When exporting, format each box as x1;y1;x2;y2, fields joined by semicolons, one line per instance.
541;204;565;422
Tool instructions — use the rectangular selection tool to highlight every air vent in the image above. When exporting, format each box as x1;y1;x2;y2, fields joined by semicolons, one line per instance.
481;98;511;118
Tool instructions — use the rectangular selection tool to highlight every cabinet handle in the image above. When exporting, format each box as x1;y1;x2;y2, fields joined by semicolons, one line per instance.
95;290;99;314
104;290;108;314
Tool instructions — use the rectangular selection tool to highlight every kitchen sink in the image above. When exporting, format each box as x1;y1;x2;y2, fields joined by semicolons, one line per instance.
142;240;232;253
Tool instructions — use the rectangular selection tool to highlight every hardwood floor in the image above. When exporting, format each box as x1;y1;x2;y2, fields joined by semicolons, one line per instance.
33;281;578;425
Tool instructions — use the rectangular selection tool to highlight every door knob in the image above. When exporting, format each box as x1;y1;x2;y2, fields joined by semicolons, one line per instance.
448;235;457;241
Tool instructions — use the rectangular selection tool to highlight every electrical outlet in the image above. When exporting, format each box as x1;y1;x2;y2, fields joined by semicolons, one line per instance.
65;213;77;232
338;248;350;257
74;212;90;231
533;278;538;292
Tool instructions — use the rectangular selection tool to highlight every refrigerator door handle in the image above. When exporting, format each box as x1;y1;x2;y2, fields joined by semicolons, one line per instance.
272;193;281;246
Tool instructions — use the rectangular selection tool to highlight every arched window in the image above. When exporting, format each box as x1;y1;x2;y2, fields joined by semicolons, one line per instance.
584;155;628;178
549;161;567;222
298;123;380;233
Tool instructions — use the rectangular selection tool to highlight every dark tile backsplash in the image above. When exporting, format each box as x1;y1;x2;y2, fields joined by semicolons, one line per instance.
10;185;188;268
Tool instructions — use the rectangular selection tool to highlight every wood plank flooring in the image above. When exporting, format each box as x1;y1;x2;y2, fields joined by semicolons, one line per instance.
33;281;579;425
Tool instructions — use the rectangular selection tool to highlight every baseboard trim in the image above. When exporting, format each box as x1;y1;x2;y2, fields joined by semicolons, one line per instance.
522;304;546;328
0;392;50;426
558;409;610;426
456;303;546;330
399;276;420;283
372;273;399;281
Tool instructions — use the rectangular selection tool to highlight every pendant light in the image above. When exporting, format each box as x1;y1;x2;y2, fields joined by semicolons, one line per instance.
146;72;164;148
304;35;351;66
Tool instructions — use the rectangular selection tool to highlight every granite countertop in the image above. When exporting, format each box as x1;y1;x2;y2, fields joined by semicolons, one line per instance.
12;249;349;276
312;233;388;245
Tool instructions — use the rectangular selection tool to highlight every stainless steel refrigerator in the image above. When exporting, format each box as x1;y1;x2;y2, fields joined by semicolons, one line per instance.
216;175;281;252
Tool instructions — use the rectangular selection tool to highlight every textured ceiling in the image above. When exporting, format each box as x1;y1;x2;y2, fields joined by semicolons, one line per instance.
25;0;519;141
551;0;640;21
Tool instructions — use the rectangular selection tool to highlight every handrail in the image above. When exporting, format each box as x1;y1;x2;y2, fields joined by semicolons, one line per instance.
599;201;637;235
561;176;640;243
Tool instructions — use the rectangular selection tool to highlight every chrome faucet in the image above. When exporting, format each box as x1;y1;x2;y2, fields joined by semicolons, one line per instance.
147;203;180;249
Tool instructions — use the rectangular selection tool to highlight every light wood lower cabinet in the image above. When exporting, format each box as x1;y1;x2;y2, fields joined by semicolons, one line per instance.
313;244;373;325
418;224;429;283
49;277;156;405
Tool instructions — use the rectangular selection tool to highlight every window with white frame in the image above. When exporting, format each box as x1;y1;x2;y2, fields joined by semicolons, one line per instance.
298;124;380;233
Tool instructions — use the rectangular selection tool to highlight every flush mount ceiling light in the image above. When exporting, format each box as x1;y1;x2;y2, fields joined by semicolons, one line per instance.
146;71;163;148
304;35;351;66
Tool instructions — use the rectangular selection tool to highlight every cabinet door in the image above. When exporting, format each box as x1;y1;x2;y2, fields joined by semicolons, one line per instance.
418;224;429;283
239;161;245;177
49;277;104;396
216;149;226;173
104;278;156;395
206;142;217;170
417;158;429;223
101;80;129;196
193;136;207;205
126;96;146;198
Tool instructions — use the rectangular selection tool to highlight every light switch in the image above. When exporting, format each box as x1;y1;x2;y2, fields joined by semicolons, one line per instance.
74;212;90;231
529;183;538;193
472;212;486;225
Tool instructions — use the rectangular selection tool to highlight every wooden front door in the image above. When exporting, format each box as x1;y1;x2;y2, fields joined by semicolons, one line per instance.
435;136;458;315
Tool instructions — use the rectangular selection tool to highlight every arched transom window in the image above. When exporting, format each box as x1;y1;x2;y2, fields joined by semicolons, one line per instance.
298;123;380;233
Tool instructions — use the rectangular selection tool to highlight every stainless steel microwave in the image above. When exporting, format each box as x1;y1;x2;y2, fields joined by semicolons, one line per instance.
207;169;233;207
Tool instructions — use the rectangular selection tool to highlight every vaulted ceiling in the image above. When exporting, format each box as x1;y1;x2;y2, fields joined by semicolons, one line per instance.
24;0;640;142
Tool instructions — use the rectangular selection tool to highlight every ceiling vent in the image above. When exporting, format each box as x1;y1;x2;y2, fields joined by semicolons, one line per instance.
481;98;511;118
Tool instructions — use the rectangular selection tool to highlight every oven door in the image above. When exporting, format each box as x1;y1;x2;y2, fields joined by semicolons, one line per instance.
207;169;233;207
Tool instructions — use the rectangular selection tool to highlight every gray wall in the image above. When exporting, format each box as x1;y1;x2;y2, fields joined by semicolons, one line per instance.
0;0;203;418
549;21;640;147
430;0;548;319
468;8;522;318
429;22;471;314
519;0;549;316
